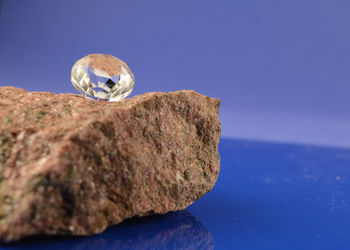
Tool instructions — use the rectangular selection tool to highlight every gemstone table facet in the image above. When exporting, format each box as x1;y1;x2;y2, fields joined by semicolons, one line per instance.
71;54;135;102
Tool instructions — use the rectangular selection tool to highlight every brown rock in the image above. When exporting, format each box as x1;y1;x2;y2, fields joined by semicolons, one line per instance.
0;87;221;241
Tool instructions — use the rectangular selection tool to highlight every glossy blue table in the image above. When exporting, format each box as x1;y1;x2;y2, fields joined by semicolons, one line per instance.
1;138;349;249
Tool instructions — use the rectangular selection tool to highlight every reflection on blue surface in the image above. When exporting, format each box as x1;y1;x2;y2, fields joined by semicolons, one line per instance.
2;138;350;249
1;211;213;250
188;138;350;249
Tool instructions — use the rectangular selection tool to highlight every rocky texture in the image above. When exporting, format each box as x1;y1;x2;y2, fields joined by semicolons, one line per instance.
0;87;221;242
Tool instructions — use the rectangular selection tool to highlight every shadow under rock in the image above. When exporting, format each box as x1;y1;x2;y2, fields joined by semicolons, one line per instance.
1;210;214;250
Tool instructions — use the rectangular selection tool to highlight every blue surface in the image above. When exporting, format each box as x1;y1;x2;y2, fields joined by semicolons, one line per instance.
1;138;349;249
1;0;350;147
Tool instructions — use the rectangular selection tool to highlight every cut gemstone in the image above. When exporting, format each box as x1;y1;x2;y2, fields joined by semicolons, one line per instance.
71;54;135;102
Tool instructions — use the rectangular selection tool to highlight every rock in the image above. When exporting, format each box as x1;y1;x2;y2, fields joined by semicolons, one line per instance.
0;87;221;241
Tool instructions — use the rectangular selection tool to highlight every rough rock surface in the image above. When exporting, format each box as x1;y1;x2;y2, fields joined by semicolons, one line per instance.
0;87;221;241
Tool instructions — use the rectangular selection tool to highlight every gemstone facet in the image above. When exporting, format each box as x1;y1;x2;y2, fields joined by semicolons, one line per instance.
71;54;135;102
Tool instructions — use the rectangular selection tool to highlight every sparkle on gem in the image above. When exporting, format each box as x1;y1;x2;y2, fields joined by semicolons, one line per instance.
71;54;135;102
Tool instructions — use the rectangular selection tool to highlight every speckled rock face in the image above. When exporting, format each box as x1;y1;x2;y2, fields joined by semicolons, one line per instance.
0;87;221;242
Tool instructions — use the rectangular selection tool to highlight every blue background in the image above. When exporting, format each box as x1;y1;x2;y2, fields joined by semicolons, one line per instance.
1;1;350;249
0;0;349;148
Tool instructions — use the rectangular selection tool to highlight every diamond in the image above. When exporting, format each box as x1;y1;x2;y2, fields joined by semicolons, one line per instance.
71;54;135;102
